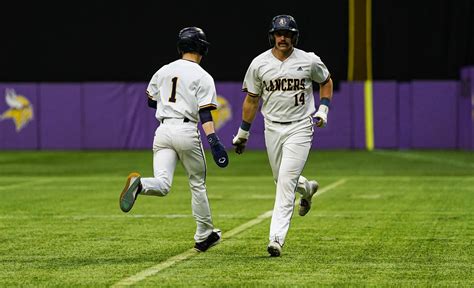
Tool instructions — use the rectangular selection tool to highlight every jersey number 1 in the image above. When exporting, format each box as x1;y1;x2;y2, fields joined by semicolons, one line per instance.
168;77;178;103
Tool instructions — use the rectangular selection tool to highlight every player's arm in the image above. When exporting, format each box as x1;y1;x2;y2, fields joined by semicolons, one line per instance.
314;76;333;127
242;93;260;124
232;93;260;154
200;107;229;168
319;76;333;102
199;108;216;135
146;91;157;109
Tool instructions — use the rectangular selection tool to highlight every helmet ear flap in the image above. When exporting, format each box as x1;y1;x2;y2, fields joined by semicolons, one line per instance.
292;33;299;46
268;33;275;46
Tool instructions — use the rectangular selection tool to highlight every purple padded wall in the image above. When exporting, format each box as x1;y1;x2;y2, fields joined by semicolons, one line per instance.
39;83;82;149
81;83;155;149
411;81;459;149
398;83;412;149
351;82;366;149
313;82;352;149
459;67;474;150
0;74;472;150
373;81;398;148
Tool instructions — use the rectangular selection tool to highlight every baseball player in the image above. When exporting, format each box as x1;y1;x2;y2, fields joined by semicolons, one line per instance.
119;27;228;252
232;15;334;257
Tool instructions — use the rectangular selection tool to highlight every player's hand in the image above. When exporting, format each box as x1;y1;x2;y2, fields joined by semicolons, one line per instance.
232;138;247;154
314;104;329;128
232;128;250;154
207;133;229;168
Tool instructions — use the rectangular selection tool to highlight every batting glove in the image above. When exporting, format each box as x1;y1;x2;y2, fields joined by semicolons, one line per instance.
314;104;329;128
207;133;229;168
232;128;250;154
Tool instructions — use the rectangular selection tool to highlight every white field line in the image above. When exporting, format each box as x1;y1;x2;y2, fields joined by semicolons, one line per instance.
0;214;194;220
373;150;474;169
0;178;54;191
111;179;346;287
313;179;347;197
0;214;257;220
110;210;272;288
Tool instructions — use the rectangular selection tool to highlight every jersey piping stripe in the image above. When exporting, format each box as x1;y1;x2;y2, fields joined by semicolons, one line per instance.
242;89;259;97
320;74;331;85
199;104;217;110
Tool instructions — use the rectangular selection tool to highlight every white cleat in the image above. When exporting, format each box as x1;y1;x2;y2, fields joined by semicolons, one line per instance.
298;180;319;216
267;241;282;257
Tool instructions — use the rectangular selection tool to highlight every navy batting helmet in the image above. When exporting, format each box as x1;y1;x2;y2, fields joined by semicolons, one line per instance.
268;15;299;46
177;27;210;56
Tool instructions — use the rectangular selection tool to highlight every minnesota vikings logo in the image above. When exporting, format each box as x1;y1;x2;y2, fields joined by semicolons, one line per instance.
0;88;34;132
211;95;232;131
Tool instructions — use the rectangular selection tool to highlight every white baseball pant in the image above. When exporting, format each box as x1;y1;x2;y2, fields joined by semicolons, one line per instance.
139;118;214;242
264;116;315;245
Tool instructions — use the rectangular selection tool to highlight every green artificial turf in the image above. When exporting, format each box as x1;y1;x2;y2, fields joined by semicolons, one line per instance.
0;150;472;287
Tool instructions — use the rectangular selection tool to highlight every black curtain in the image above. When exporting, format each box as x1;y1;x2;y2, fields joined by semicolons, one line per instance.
1;1;472;83
0;1;348;86
373;0;474;80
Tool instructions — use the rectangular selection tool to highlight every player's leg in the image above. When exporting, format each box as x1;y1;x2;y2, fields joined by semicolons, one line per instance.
177;126;216;245
264;120;284;184
119;126;177;212
266;120;312;247
263;120;285;255
140;126;178;196
296;176;319;216
294;120;318;216
140;148;178;196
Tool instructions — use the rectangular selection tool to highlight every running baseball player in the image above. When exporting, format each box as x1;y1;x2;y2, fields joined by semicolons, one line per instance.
119;26;228;252
232;15;334;257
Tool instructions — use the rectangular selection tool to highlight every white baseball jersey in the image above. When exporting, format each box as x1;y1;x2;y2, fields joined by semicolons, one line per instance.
141;58;219;243
242;48;330;122
146;59;218;122
242;47;331;247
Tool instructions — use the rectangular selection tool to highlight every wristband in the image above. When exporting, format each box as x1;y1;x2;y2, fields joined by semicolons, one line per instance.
320;98;331;108
240;121;251;131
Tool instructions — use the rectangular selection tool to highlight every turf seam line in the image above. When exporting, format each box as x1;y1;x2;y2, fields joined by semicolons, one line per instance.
373;150;474;168
0;179;53;190
111;178;346;287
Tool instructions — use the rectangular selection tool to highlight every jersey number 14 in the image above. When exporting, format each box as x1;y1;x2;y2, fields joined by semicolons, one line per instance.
294;93;305;106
